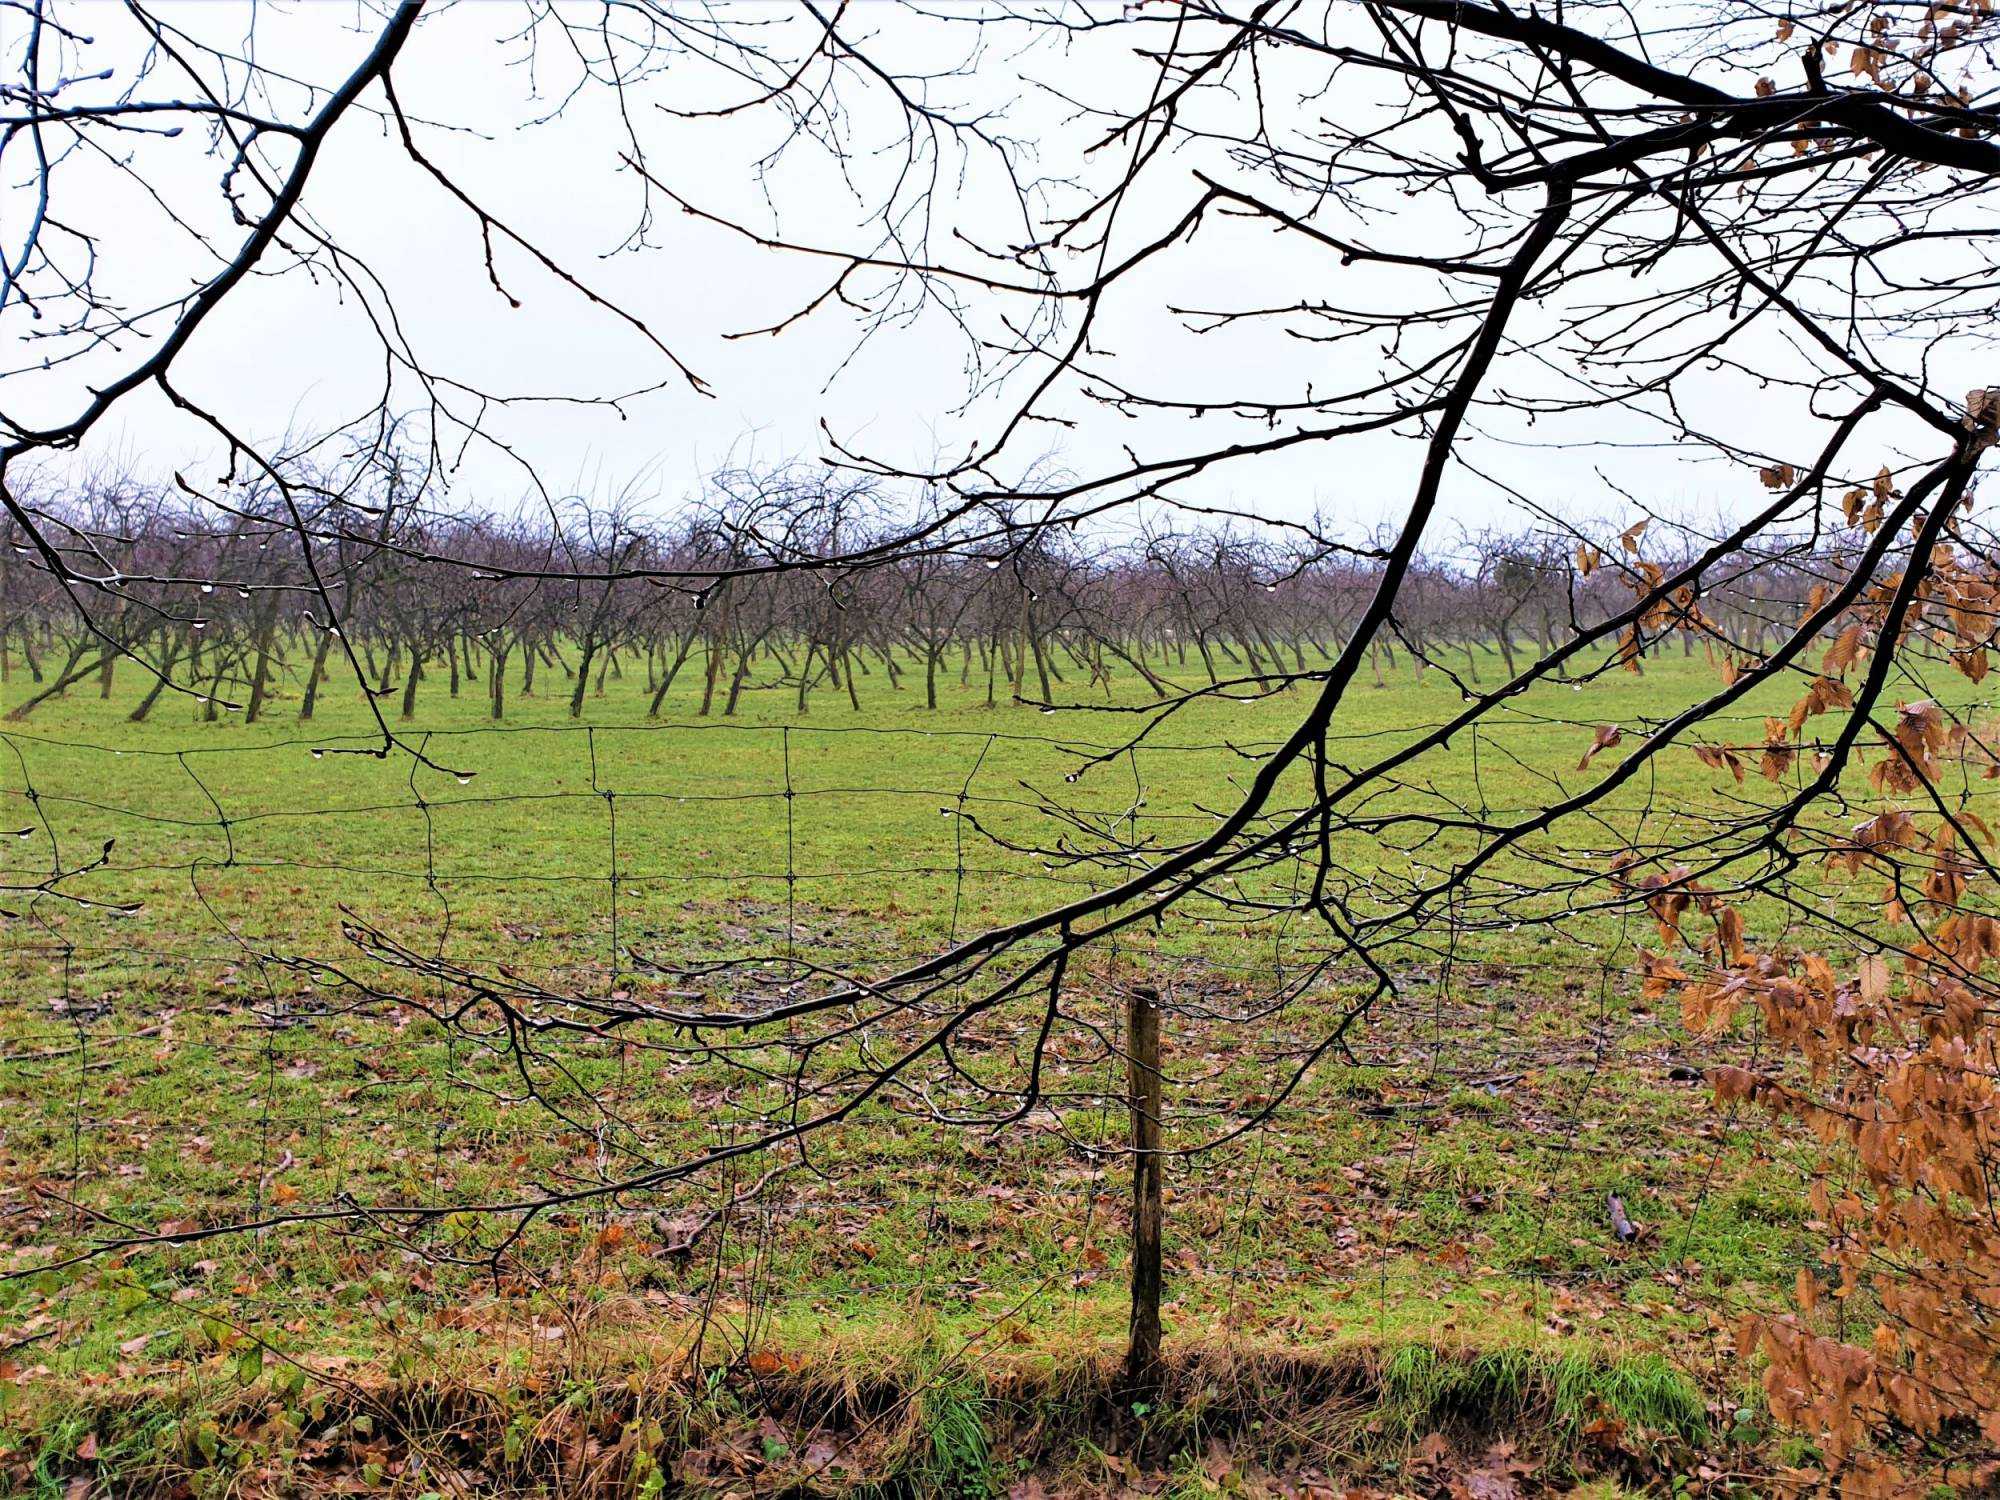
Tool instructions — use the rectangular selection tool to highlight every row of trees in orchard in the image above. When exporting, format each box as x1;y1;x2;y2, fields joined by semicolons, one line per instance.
1;464;1857;724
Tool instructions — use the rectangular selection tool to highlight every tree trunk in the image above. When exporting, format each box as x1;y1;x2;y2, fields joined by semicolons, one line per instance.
489;641;512;719
4;643;97;721
698;639;723;716
796;642;816;713
203;658;225;722
648;634;695;716
128;666;175;722
245;614;278;722
569;637;597;718
299;632;335;721
129;641;185;722
1029;627;1054;701
724;647;752;715
400;654;423;719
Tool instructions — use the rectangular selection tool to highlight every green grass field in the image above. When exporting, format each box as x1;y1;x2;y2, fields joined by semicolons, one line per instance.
2;640;1982;1495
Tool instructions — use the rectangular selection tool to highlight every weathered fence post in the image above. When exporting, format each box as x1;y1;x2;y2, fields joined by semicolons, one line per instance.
1124;982;1164;1400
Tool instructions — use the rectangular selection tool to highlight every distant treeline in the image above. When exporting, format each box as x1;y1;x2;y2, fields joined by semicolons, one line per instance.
2;465;1847;724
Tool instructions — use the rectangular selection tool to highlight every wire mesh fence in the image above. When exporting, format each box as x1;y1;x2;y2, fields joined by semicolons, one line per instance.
2;707;1803;1445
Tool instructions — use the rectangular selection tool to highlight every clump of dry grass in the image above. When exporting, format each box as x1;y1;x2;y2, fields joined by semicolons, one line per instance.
5;1322;1715;1497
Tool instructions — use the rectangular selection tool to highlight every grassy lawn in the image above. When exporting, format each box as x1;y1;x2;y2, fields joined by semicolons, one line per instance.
1;639;1980;1494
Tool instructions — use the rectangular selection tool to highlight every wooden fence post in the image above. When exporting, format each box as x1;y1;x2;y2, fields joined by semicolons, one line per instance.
1125;983;1164;1399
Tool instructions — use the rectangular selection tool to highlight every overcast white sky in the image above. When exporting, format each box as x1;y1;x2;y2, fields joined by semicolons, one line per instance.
4;0;1969;551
